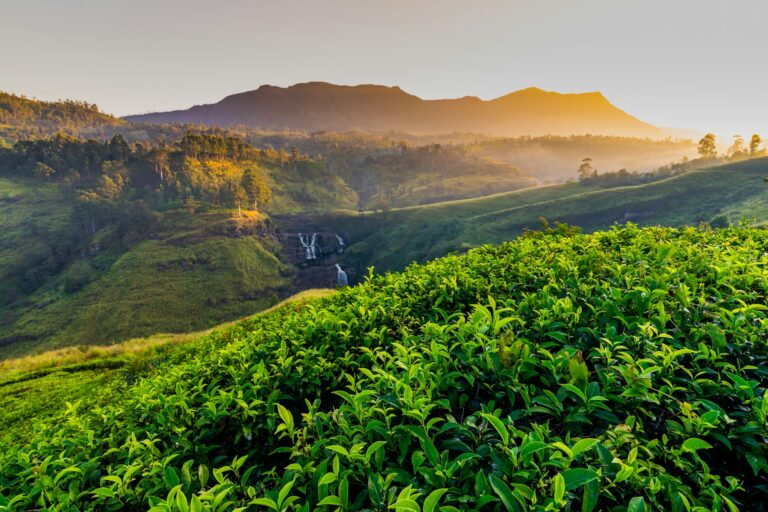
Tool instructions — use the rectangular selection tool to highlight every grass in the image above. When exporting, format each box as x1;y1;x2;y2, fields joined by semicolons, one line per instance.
0;287;336;378
0;183;304;358
4;233;295;358
0;163;350;358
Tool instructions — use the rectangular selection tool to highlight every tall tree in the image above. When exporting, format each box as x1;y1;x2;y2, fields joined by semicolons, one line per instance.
577;157;595;181
240;168;272;211
698;134;717;159
148;149;169;182
749;134;763;156
108;134;130;161
728;134;745;158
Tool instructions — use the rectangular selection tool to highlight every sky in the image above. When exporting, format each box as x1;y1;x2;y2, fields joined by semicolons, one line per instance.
2;0;767;137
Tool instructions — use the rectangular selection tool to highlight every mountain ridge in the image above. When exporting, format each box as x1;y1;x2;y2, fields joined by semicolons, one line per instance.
124;82;664;138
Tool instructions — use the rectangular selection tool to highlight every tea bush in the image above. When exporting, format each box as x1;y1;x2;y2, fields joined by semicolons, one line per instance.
1;224;766;511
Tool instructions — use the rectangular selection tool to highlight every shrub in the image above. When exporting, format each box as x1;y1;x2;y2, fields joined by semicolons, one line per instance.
1;225;766;510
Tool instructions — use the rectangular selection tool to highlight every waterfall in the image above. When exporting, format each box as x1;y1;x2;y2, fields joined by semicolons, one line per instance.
335;263;348;287
335;234;346;254
298;233;319;260
310;232;318;259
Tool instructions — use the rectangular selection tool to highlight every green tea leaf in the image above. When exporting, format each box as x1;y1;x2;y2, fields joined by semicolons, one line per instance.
563;468;598;491
423;488;448;512
681;438;712;453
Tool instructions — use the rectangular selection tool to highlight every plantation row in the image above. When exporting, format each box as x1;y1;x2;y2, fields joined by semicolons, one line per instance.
1;225;767;511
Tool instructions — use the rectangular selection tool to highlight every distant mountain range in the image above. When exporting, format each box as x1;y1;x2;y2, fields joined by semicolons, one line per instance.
124;82;665;138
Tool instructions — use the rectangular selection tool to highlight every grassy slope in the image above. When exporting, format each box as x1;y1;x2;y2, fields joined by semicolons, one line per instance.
0;178;298;358
0;289;336;446
10;235;291;354
331;158;768;272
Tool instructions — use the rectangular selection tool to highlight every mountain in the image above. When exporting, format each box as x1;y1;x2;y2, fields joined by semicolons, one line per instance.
125;82;664;138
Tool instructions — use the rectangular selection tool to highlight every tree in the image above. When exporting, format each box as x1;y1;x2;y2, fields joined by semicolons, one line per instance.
750;134;763;156
698;134;717;159
728;135;745;158
577;158;596;181
148;149;169;182
108;134;130;161
97;175;120;200
240;168;272;211
232;184;248;207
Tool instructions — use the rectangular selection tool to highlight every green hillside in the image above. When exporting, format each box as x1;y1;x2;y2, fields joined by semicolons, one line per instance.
2;148;763;359
1;225;766;510
0;289;335;450
0;132;359;358
330;158;768;274
0;177;295;358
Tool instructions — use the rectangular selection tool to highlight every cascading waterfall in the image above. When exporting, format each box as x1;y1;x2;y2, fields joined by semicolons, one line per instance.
335;234;346;254
310;233;318;259
298;233;319;260
335;263;348;287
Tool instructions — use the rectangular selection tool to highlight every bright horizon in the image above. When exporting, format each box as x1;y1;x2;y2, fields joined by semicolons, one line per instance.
2;0;767;137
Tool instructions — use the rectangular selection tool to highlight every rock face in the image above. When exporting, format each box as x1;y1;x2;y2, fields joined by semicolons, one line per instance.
276;216;351;291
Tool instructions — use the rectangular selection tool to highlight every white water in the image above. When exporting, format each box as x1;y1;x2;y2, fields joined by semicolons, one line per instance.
335;263;348;287
298;233;319;260
335;234;346;253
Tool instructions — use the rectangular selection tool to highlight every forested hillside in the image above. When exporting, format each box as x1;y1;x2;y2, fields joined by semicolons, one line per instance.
0;91;124;144
0;130;759;356
244;132;695;208
0;133;356;356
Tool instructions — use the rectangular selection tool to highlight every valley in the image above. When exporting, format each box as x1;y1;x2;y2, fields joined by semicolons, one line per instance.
0;91;705;359
318;157;768;276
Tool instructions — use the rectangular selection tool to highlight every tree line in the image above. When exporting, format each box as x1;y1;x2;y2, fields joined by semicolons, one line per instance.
697;133;763;160
0;132;279;236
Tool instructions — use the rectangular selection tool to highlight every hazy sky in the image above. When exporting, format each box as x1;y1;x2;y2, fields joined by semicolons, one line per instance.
2;0;767;136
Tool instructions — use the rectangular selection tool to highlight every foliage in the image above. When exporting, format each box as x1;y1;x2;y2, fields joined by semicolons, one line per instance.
0;131;356;355
698;134;717;160
0;91;123;143
1;225;766;510
333;143;538;209
0;289;337;449
260;132;696;206
577;158;595;181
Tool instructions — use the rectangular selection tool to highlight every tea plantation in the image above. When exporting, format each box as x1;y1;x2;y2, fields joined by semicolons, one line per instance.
1;225;766;511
